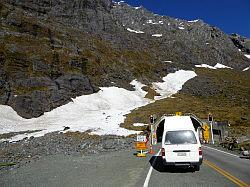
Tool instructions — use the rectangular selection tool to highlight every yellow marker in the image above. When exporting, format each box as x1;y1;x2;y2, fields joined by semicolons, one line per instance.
137;152;146;157
203;124;210;142
204;160;250;187
175;112;182;116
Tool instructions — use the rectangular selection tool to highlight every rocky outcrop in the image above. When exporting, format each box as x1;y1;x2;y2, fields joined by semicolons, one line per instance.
230;34;250;54
0;0;249;118
7;74;94;118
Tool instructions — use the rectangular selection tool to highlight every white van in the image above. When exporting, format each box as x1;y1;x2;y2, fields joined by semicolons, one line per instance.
158;115;203;171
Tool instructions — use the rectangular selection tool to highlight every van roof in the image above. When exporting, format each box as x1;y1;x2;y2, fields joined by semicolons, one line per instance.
163;116;195;131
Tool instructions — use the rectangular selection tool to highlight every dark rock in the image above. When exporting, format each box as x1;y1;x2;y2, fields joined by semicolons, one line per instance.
55;74;94;96
181;76;222;97
63;126;70;131
230;34;250;54
4;74;94;118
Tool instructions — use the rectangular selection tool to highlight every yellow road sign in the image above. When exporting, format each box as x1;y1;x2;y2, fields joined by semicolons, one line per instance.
203;124;210;142
135;142;147;150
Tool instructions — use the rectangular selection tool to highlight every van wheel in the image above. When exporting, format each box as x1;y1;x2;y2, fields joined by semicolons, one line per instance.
194;165;200;171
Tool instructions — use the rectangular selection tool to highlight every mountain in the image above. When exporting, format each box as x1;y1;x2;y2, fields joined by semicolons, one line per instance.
0;0;249;122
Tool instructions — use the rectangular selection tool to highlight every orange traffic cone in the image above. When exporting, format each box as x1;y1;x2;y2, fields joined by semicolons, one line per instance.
149;145;155;154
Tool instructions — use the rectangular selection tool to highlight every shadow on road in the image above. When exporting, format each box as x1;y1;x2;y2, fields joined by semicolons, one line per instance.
149;156;195;173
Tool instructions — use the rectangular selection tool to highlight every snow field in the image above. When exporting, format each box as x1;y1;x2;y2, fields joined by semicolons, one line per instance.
0;70;197;142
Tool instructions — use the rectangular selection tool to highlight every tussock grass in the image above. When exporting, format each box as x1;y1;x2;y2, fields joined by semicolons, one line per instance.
142;86;159;100
238;141;250;150
64;131;100;140
0;162;16;167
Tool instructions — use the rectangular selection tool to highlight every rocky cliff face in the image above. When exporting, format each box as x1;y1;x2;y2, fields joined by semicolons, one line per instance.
230;33;250;53
1;0;249;118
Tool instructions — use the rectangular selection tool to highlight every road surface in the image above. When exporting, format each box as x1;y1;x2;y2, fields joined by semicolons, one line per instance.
0;145;249;187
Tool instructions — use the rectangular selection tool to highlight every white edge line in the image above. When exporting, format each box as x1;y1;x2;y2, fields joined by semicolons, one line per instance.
203;145;239;158
143;149;161;187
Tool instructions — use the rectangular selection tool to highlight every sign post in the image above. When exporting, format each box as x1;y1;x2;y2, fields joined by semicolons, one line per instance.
135;135;147;157
208;113;214;144
148;115;156;154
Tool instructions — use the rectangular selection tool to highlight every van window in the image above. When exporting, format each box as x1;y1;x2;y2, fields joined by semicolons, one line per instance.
165;130;197;145
156;119;165;142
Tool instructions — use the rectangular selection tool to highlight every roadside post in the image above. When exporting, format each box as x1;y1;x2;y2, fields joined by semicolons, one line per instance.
152;115;157;145
149;115;156;154
208;113;214;144
135;135;147;157
152;132;157;145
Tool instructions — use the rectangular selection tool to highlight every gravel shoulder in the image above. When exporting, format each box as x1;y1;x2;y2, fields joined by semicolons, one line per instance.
0;131;136;173
0;149;148;187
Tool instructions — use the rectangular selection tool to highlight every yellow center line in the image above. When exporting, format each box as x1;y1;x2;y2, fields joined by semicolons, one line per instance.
204;160;250;187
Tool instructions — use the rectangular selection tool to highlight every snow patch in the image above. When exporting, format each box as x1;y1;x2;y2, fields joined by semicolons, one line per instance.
163;60;173;63
134;6;142;10
127;28;144;34
133;123;147;127
243;67;249;71
152;70;197;100
195;63;233;69
146;20;163;25
195;64;216;69
214;63;233;69
188;19;199;23
244;54;250;59
117;1;124;5
152;34;162;37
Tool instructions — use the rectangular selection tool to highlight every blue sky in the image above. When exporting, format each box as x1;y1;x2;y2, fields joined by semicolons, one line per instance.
122;0;250;38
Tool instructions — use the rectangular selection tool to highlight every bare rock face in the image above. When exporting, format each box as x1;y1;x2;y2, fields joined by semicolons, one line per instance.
6;74;94;118
230;33;250;54
0;0;250;118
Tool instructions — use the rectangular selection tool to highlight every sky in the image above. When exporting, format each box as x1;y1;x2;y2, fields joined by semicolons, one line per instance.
123;0;250;38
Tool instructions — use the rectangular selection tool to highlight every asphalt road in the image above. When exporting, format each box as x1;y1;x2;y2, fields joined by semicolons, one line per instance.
144;145;250;187
0;145;249;187
202;146;250;186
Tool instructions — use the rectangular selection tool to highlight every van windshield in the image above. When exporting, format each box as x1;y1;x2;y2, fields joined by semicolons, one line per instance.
165;130;197;145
